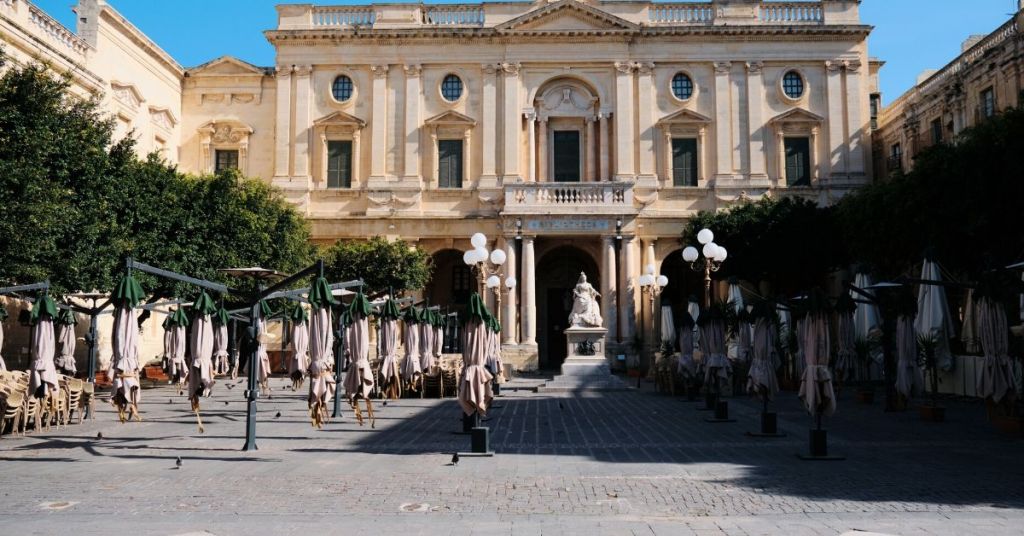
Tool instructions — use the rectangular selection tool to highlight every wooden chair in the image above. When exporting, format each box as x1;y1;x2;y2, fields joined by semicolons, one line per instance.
64;378;83;424
21;393;40;433
440;363;460;399
1;389;23;437
421;366;443;398
80;381;95;422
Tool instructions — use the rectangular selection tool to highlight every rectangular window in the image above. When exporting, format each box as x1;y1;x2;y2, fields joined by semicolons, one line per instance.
888;142;903;172
870;94;881;130
553;130;581;182
931;118;943;145
437;139;463;188
451;265;471;304
671;138;698;187
215;149;239;173
783;137;811;186
326;140;352;188
981;87;996;119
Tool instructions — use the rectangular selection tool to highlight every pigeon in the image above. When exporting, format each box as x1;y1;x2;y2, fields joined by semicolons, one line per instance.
558;402;564;410
175;456;182;469
168;398;173;404
226;384;235;390
275;411;281;418
224;401;229;406
451;452;459;466
96;432;103;440
382;401;388;407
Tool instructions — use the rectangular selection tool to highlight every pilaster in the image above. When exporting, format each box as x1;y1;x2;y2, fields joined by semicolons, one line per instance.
402;64;422;184
844;59;866;177
714;61;733;180
636;62;657;186
502;62;522;182
521;236;537;345
746;61;768;181
292;65;312;185
481;63;499;187
613;61;636;180
273;65;292;181
825;59;846;178
369;64;390;187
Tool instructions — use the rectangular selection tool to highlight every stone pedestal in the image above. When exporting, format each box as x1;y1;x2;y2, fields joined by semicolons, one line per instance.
545;327;627;391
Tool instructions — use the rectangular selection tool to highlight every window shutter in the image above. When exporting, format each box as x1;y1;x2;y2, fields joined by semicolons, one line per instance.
784;137;810;186
327;140;352;188
438;140;463;188
671;138;698;187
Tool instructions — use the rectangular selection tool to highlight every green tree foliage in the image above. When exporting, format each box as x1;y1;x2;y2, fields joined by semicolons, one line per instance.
837;106;1024;279
682;196;847;293
323;236;433;295
0;54;313;297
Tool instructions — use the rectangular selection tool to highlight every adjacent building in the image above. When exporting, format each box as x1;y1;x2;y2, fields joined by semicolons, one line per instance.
3;0;877;371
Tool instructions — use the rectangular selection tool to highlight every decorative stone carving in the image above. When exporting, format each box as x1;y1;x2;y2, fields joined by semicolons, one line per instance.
613;61;635;74
537;82;597;116
481;63;497;75
149;106;176;131
500;62;521;76
371;64;390;78
569;272;602;328
745;61;764;74
636;62;655;75
111;82;143;109
714;61;732;74
825;60;843;73
404;64;422;77
844;59;862;73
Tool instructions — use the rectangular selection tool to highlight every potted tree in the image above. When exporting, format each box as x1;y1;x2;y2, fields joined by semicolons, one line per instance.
917;333;945;421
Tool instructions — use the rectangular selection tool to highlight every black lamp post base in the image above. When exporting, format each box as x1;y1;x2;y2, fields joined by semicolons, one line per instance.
704;401;734;423
242;399;258;451
746;411;786;437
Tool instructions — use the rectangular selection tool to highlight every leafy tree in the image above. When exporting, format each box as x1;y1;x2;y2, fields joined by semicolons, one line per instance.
682;196;847;294
323;236;433;295
0;52;313;298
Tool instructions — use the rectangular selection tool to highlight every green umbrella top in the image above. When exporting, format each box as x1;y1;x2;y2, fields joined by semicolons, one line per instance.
57;307;78;326
213;304;230;326
112;274;145;309
30;291;59;324
168;306;190;327
348;290;372;319
426;308;442;327
191;290;218;317
308;276;337;310
289;304;309;323
379;298;401;320
402;306;422;324
257;299;274;319
463;292;488;325
487;313;501;333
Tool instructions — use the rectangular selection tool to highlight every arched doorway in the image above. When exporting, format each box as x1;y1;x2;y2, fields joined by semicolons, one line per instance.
536;245;599;370
661;248;705;323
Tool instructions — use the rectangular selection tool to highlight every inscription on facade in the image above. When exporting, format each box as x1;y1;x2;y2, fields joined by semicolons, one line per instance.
525;219;610;232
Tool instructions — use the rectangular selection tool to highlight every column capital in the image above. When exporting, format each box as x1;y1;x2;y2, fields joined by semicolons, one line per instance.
371;64;390;78
745;61;764;74
825;60;844;73
482;63;498;75
843;59;863;73
403;64;422;77
292;64;313;77
275;64;294;77
500;62;521;76
614;61;636;75
714;61;732;74
523;109;537;121
636;61;655;75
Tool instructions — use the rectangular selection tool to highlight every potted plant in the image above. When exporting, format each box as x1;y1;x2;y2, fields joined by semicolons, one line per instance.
916;333;945;421
854;338;875;404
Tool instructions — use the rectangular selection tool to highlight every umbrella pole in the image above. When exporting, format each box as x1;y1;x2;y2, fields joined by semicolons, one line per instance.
242;301;260;451
84;313;98;419
332;314;347;419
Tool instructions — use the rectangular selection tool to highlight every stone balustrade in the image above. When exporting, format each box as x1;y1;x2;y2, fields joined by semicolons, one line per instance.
311;6;376;27
423;5;486;26
647;3;715;25
504;182;633;214
759;2;824;24
21;3;91;57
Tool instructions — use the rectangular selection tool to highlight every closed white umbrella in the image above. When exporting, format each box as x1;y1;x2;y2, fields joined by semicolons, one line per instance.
343;291;376;427
110;275;144;422
961;289;981;354
853;273;882;367
288;306;309;390
458;293;494;417
748;313;780;400
188;291;217;433
727;282;745;360
0;307;6;371
379;299;402;398
28;293;60;400
915;259;955;371
698;308;729;385
307;277;336;429
403;306;422;374
676;311;696;377
420;314;435;371
660;305;676;348
834;295;857;382
976;296;1014;404
213;306;230;376
798;303;836;418
895;313;924;399
167;307;190;390
55;307;78;375
433;316;444;360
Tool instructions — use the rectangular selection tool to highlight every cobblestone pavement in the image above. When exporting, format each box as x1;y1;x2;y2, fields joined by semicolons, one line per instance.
2;376;1022;535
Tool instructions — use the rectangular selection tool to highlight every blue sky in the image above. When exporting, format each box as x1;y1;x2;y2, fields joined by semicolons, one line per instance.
34;0;1018;104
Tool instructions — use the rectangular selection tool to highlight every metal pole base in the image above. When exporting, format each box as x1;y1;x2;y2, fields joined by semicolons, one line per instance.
797;429;844;460
242;399;258;451
704;401;736;423
332;388;344;419
747;412;786;437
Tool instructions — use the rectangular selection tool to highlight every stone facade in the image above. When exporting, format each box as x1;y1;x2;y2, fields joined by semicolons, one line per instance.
873;6;1024;178
2;0;878;372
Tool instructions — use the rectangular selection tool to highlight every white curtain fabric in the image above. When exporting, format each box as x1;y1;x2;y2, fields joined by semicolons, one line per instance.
188;314;216;400
915;260;956;371
895;315;924;399
798;313;835;417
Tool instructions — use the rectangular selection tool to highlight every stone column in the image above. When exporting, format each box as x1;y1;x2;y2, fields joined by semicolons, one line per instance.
746;61;767;179
599;112;610;181
825;59;846;178
273;65;292;179
369;64;389;185
636;62;657;182
521;236;537;345
462;129;472;186
613;61;636;180
714;61;732;179
601;236;618;343
844;59;866;176
292;65;312;183
501;62;522;182
619;236;638;347
537;118;548;182
502;237;517;344
481;63;498;185
643;238;657;347
586;116;597;181
402;64;422;182
525;110;536;182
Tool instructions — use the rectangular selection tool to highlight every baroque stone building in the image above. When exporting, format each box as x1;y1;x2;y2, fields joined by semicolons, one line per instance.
4;0;877;371
873;5;1023;178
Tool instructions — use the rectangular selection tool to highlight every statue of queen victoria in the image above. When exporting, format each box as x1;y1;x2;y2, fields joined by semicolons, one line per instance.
568;272;602;328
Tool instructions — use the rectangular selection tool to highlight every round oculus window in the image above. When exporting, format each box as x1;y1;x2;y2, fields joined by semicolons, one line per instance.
671;72;694;100
441;74;463;102
782;71;804;99
332;75;353;102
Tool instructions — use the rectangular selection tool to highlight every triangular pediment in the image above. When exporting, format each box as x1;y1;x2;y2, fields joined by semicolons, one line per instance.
188;56;269;77
314;111;366;128
110;81;144;108
424;110;476;126
496;0;638;33
657;108;712;126
769;108;824;124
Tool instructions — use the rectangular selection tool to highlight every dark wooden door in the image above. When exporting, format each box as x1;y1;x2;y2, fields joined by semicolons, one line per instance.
544;288;572;369
784;137;810;186
671;138;698;186
553;130;580;182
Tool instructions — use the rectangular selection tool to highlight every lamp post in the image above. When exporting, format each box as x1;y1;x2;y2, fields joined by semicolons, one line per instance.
462;233;512;312
682;228;728;309
638;265;668;382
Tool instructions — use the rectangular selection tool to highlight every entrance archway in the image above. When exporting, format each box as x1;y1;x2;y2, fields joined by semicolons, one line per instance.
536;245;599;370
